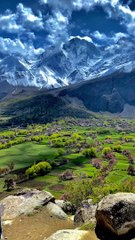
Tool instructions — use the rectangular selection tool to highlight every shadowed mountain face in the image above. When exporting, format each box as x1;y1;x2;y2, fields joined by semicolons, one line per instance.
59;70;135;113
0;69;135;126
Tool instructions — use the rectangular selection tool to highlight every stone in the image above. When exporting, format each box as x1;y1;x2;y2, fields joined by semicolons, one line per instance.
95;192;135;240
45;229;89;240
46;202;68;220
74;199;97;224
55;200;76;215
1;189;54;220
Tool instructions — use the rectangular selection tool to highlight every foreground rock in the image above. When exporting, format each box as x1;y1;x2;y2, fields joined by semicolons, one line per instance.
95;192;135;240
45;229;89;240
74;199;97;225
55;200;76;215
1;189;54;220
46;202;68;220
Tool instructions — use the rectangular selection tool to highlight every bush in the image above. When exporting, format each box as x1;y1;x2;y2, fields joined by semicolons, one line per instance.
113;145;122;153
66;179;93;206
92;159;102;169
82;148;97;158
57;148;65;157
4;176;16;191
102;147;111;156
123;136;134;142
128;165;135;176
25;161;52;178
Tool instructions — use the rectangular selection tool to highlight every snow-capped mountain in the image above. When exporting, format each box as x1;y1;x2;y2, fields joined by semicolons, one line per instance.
0;36;135;89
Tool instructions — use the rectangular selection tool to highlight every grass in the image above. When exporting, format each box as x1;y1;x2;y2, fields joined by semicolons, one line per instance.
0;142;58;169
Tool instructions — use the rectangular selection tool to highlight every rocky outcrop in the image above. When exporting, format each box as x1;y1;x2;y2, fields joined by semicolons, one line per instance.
1;189;54;220
46;202;68;220
95;192;135;240
55;200;76;215
45;229;89;240
74;199;97;225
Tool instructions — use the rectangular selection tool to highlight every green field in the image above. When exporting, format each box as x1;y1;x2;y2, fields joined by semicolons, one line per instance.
0;142;58;169
0;118;135;202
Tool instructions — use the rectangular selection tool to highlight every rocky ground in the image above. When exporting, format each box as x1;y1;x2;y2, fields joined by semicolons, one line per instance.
1;189;135;240
1;189;98;240
3;207;75;240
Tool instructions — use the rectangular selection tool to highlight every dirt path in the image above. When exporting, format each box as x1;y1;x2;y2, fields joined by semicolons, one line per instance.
3;206;98;240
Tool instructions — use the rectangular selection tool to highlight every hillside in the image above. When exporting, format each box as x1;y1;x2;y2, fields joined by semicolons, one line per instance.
0;69;135;126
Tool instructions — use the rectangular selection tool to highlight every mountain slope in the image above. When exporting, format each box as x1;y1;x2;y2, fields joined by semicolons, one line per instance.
1;68;135;126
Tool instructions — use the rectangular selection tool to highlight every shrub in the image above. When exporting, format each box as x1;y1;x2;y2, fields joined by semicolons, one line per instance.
123;136;134;142
66;179;93;206
57;148;65;157
0;167;10;176
97;129;111;135
71;133;83;142
7;162;15;171
4;177;16;191
25;161;52;178
113;145;122;153
92;159;102;169
123;150;131;157
128;165;135;176
102;147;111;156
51;138;65;147
105;152;115;160
82;148;97;158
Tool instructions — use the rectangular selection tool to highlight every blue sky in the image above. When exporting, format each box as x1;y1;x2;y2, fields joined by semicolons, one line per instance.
0;0;134;58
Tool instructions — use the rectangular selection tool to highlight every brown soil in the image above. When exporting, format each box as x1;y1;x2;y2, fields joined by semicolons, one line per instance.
3;206;98;240
49;184;64;191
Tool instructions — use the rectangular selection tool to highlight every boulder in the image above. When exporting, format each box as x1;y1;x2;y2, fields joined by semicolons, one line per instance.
46;202;68;220
95;192;135;240
1;189;54;220
55;200;76;215
45;229;89;240
74;199;97;224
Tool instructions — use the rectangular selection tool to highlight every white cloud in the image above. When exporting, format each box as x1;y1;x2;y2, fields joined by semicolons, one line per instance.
118;5;135;36
112;32;128;42
46;10;69;45
42;0;135;40
0;37;44;57
0;0;134;59
119;5;135;18
92;31;107;40
70;35;93;43
41;0;123;45
0;3;44;34
42;0;119;11
16;3;44;29
0;13;21;33
0;38;25;55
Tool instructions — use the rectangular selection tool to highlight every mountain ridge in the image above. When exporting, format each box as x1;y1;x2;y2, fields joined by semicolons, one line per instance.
0;36;135;89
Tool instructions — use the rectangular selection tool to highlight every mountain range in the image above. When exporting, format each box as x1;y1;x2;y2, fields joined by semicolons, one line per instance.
0;36;135;89
0;35;135;124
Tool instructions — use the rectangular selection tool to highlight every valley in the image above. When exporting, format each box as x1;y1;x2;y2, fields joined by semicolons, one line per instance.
0;117;134;201
0;0;135;239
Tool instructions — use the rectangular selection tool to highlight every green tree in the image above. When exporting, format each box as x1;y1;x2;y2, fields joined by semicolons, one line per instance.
25;161;52;178
82;147;97;158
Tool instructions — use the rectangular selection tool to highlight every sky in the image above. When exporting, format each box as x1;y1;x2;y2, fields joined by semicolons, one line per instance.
0;0;135;58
